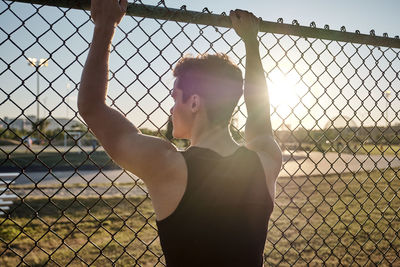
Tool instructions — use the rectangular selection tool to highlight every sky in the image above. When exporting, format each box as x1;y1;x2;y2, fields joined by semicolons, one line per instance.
0;0;399;131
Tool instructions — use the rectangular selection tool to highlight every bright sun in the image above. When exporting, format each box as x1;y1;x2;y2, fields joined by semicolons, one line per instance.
267;70;305;119
236;69;306;131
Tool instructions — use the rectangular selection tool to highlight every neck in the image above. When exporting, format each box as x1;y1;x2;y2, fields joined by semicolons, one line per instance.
190;123;238;150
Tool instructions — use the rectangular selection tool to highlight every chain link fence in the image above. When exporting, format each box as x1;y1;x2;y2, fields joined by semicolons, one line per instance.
1;0;400;266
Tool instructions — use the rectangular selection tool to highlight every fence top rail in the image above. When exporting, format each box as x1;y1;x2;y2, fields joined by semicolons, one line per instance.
9;0;400;49
8;0;400;49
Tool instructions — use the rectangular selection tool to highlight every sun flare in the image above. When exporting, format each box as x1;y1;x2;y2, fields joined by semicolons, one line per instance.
267;70;305;118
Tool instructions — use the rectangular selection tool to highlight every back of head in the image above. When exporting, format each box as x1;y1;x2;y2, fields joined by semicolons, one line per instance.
173;53;243;127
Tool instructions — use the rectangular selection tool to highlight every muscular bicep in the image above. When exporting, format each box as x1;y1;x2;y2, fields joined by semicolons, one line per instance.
81;104;177;182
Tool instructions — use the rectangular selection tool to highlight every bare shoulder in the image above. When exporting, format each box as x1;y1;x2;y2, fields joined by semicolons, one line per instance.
244;134;283;164
113;131;187;185
143;144;188;221
78;102;187;185
244;134;283;202
163;147;187;176
142;140;187;189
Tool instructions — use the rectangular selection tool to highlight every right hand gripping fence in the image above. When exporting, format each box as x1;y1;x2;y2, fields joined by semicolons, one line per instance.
0;0;399;266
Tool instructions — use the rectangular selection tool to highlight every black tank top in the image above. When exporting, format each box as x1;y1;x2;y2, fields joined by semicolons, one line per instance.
156;146;274;267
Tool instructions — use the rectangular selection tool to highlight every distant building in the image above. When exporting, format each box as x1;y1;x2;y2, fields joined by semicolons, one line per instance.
0;116;81;132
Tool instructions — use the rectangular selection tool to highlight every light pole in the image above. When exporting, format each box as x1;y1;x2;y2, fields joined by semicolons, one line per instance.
384;90;391;128
27;57;49;123
66;82;71;119
384;90;392;146
63;82;73;148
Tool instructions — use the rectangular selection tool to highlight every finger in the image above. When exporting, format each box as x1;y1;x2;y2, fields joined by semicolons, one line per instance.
91;0;98;10
230;10;240;20
229;10;240;22
235;9;251;16
232;9;244;17
120;0;128;11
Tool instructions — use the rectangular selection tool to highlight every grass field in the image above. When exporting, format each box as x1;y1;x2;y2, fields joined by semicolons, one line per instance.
0;166;399;266
356;144;400;156
310;143;399;156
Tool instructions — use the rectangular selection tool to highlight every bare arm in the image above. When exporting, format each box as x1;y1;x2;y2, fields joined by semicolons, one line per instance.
79;0;127;111
78;0;177;182
243;38;273;138
230;10;282;163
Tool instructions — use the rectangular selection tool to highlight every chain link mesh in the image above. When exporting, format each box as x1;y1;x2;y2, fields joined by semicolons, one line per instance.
1;0;399;266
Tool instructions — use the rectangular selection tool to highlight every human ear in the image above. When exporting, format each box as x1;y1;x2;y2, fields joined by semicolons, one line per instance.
190;94;201;112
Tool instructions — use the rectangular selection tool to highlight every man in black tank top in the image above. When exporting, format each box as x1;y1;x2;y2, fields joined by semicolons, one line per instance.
78;1;282;266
